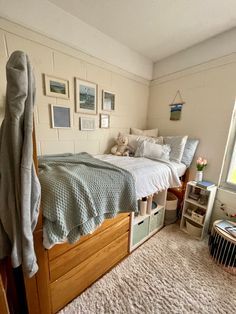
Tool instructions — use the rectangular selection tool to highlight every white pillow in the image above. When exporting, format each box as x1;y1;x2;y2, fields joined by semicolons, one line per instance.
130;128;158;137
135;136;163;157
135;141;171;161
123;134;163;153
163;135;188;163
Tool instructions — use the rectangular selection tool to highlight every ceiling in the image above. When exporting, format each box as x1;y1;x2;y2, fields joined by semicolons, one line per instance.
49;0;236;62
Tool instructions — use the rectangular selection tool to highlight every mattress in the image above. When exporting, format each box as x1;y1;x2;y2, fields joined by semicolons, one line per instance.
95;155;182;199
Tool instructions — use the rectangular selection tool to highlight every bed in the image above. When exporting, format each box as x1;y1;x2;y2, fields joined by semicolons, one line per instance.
23;133;198;314
23;145;187;313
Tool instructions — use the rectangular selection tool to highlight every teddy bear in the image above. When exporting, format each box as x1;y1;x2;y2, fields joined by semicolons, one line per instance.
111;133;132;156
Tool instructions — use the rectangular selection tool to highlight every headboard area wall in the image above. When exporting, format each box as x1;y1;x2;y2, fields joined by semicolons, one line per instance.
0;18;149;156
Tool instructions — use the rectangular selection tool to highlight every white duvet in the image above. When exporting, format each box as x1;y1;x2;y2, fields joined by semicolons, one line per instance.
95;155;181;199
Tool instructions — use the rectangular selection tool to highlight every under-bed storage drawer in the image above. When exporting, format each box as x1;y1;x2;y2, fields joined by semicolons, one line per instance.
48;213;129;261
50;232;129;313
132;217;149;246
49;215;130;281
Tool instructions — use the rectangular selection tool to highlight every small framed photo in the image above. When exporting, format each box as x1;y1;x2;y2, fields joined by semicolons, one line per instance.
79;117;96;131
50;105;72;128
100;114;110;129
75;78;97;114
102;90;115;111
44;75;69;99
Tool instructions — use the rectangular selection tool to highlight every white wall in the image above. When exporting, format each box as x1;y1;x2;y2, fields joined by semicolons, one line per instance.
153;27;236;79
149;35;236;221
0;0;152;80
0;18;149;156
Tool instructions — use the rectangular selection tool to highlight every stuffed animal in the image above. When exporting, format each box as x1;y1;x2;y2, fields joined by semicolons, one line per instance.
111;133;131;156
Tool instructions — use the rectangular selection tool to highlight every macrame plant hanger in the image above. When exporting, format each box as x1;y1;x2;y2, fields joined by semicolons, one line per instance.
169;90;185;106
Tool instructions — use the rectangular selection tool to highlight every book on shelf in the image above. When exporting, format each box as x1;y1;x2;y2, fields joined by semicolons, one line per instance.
215;220;236;238
196;180;215;189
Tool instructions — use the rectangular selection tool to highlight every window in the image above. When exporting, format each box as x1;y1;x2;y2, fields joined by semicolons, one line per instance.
220;101;236;191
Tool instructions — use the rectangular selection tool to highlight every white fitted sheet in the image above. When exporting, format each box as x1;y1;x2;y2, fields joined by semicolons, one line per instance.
170;161;187;177
95;155;182;199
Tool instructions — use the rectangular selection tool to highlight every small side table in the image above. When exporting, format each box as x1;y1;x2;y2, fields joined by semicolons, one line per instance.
209;220;236;275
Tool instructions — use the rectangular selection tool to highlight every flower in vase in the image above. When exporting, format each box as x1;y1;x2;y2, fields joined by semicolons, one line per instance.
196;157;207;171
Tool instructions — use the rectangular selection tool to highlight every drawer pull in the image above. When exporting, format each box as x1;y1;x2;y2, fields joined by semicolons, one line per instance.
154;211;159;216
138;221;144;225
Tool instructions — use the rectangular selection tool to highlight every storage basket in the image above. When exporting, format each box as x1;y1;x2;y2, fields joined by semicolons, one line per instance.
166;192;178;210
186;220;202;238
191;208;205;224
165;192;178;225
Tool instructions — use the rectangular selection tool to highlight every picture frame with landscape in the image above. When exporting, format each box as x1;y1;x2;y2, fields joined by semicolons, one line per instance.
75;78;97;114
102;90;115;111
44;75;69;99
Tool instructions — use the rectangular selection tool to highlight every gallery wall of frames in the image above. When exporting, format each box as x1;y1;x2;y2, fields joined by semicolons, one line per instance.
44;74;114;131
0;19;149;156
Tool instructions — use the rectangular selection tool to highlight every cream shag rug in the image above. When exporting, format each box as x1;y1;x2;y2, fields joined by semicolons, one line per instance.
59;224;236;314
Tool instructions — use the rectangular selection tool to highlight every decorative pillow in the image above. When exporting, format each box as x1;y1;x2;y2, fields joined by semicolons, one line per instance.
181;138;199;167
123;134;163;154
135;136;163;157
130;128;158;137
163;135;188;163
137;141;171;161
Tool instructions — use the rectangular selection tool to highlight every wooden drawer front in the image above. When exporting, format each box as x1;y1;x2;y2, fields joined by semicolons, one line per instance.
49;216;130;281
48;213;129;261
50;232;129;313
132;217;149;246
150;208;164;233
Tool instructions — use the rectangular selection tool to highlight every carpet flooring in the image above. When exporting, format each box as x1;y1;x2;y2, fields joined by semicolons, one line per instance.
59;224;236;314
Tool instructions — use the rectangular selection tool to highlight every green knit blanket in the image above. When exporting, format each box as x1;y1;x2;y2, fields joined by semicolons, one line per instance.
38;153;137;245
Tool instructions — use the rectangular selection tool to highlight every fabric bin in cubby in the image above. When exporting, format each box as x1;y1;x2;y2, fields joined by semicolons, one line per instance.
132;217;149;246
150;208;164;232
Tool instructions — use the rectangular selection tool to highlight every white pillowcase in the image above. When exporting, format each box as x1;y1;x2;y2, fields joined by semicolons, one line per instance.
135;141;171;161
134;136;163;156
123;134;163;153
130;128;158;137
163;135;188;163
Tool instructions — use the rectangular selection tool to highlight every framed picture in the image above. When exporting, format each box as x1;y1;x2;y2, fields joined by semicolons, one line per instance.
50;104;72;128
79;117;96;131
44;75;69;99
102;90;115;111
100;114;110;129
75;78;97;114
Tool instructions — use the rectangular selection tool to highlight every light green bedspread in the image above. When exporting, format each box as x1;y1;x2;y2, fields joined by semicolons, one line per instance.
38;153;137;246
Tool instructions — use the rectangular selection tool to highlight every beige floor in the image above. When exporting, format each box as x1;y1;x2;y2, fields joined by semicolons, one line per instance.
59;224;236;314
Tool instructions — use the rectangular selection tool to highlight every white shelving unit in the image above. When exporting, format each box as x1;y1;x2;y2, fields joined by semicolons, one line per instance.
129;190;167;252
180;181;217;240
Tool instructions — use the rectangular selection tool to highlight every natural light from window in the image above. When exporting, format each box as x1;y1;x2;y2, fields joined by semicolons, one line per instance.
227;139;236;185
221;100;236;190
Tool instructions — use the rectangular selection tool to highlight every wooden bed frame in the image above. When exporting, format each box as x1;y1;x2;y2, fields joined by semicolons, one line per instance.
23;127;132;314
22;126;190;314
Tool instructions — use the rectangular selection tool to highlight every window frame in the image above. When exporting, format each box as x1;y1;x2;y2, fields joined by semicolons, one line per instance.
220;102;236;192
